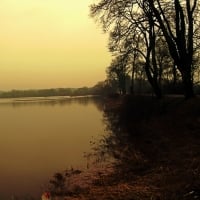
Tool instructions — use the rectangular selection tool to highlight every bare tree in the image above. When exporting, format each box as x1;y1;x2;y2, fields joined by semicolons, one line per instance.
107;55;130;94
90;0;200;98
148;0;198;98
91;0;163;98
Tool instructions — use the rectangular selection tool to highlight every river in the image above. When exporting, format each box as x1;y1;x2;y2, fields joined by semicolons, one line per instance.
0;96;105;199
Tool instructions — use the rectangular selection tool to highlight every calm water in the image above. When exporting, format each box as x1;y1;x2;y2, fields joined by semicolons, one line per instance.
0;96;105;199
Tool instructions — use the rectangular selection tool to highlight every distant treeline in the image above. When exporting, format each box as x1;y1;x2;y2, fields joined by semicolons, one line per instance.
1;79;199;98
0;86;105;98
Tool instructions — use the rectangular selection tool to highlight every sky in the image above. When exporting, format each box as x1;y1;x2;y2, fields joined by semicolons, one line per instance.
0;0;111;90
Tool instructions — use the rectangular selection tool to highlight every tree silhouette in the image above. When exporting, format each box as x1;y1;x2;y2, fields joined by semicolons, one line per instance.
90;0;200;98
145;0;198;98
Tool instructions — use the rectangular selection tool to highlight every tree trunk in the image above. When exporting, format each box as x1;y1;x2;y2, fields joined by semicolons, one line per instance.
181;69;194;99
172;63;177;85
130;63;135;95
145;63;162;99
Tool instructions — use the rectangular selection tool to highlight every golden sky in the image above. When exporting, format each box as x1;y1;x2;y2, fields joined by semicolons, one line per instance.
0;0;111;90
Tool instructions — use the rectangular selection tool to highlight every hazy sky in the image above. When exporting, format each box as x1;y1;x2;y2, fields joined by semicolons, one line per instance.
0;0;111;90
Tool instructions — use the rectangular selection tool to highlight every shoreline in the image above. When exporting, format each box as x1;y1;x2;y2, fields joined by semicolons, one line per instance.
47;95;200;200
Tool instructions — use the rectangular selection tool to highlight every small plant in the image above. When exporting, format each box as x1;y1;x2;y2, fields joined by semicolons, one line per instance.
49;172;66;196
48;168;83;197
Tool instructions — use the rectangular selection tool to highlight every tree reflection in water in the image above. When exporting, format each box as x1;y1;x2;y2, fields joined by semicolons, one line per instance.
91;97;167;178
89;102;150;183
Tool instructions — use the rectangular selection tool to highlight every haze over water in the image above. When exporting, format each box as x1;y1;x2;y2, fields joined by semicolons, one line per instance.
0;97;105;199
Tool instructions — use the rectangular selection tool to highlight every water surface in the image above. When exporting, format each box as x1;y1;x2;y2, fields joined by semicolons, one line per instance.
0;97;104;199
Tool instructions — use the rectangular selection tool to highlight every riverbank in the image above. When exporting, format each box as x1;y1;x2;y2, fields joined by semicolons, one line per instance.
49;95;200;200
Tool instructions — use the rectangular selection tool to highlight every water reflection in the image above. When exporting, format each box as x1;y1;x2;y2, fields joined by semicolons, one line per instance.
90;102;149;180
92;97;170;181
0;96;105;200
0;96;104;111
